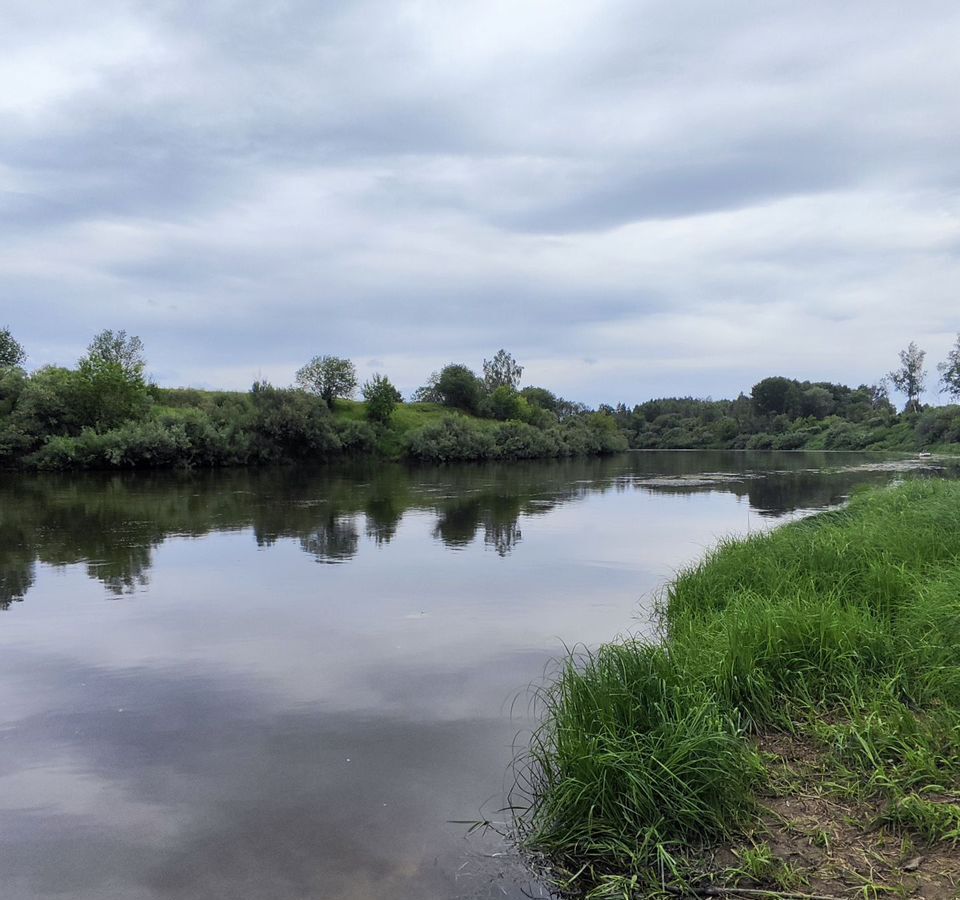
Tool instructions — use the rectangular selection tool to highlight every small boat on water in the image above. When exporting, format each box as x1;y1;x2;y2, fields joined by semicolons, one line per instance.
918;451;933;458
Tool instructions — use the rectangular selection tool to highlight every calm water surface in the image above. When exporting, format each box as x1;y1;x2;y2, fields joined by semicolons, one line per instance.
0;451;950;899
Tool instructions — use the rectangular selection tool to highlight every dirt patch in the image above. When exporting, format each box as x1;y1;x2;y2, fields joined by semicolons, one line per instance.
713;733;960;899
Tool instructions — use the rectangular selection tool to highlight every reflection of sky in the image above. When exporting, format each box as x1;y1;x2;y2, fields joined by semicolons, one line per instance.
0;455;943;899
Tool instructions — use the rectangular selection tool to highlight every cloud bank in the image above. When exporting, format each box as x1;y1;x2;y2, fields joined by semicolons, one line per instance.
2;0;958;404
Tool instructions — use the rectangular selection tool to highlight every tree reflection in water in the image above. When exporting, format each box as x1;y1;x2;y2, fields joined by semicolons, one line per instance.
0;451;948;606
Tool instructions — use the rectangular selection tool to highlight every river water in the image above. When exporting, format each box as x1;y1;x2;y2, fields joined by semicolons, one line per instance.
0;451;949;900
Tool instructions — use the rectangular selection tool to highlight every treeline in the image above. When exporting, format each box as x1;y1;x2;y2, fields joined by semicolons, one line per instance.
3;324;959;469
609;381;960;451
0;329;626;469
607;336;960;451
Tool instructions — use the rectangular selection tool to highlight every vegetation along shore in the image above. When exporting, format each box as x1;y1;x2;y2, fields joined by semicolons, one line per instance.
515;478;960;898
2;326;960;469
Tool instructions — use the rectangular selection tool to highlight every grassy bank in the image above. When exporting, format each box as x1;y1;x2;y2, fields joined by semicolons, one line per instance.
0;380;627;469
518;479;960;898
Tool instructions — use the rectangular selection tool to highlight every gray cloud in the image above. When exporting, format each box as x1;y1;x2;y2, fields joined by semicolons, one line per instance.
1;0;959;403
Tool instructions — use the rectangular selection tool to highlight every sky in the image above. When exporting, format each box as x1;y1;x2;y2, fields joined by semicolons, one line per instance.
1;0;958;406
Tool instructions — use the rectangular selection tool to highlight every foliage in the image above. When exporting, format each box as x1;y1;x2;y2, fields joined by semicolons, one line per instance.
404;411;626;463
404;416;497;462
76;330;150;429
751;376;799;417
0;326;25;369
938;332;960;400
518;480;960;894
249;383;341;461
361;373;402;424
434;364;484;413
521;386;559;412
888;341;927;413
482;348;523;391
83;329;146;379
489;385;523;420
295;355;358;406
410;370;440;403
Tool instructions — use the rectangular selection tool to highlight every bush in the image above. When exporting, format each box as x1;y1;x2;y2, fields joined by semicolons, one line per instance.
493;420;560;459
334;419;377;454
361;374;402;424
250;384;341;462
404;416;496;462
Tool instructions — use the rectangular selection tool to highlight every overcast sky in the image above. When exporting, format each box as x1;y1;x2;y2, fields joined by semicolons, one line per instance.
2;1;958;405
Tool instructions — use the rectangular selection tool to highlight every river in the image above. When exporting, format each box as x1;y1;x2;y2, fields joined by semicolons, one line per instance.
0;451;948;899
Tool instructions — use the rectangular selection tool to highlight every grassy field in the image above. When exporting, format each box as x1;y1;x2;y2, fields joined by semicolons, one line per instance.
517;479;960;898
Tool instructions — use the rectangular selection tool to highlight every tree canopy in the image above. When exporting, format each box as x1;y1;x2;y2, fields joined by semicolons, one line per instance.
82;330;145;380
434;364;484;413
362;374;402;423
483;349;523;392
0;327;26;369
888;342;927;413
938;333;960;401
296;356;358;406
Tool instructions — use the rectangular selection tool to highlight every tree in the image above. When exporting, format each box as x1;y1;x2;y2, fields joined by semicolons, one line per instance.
0;326;25;369
482;349;523;392
77;330;150;428
411;371;440;403
867;379;895;415
521;386;558;412
888;342;926;413
434;364;484;413
489;385;522;420
798;386;834;420
84;330;145;380
751;376;799;417
296;356;357;406
362;374;402;424
938;333;960;401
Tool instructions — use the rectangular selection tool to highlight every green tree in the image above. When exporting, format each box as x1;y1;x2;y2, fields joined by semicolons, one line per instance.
751;376;799;417
296;355;358;406
411;371;440;403
362;373;402;424
483;349;523;391
521;386;558;412
84;330;145;379
937;333;960;401
489;385;522;420
0;326;25;369
888;342;926;413
434;364;484;413
77;330;150;429
798;386;834;419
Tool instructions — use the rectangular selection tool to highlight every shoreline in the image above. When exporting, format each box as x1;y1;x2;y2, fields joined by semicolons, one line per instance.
516;479;960;898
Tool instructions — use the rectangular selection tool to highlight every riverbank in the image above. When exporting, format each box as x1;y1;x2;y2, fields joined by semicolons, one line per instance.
1;386;627;470
518;479;960;898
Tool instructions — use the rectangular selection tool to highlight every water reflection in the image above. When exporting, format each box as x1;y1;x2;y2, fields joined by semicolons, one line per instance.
0;451;950;607
0;451;954;900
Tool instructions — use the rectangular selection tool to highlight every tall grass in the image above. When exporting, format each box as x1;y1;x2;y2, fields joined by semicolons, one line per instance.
517;480;960;892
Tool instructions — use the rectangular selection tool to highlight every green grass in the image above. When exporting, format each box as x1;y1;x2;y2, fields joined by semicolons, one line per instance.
517;479;960;894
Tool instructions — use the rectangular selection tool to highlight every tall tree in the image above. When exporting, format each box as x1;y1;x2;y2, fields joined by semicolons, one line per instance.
888;342;927;413
937;333;960;401
296;356;357;406
77;330;149;428
482;349;523;392
83;330;145;380
0;326;25;369
751;376;799;417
